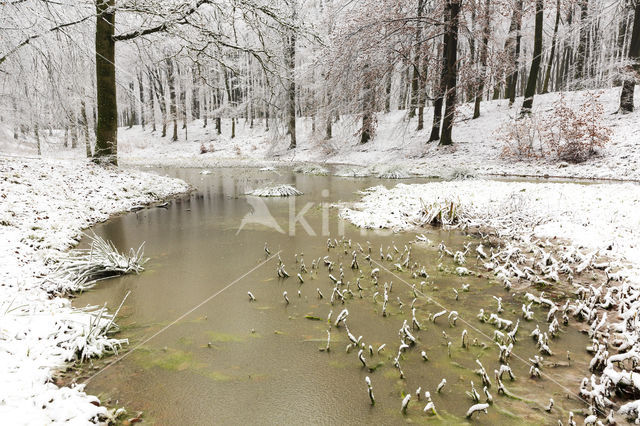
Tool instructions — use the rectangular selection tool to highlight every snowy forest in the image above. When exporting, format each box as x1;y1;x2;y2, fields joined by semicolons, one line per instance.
1;0;639;162
3;0;640;425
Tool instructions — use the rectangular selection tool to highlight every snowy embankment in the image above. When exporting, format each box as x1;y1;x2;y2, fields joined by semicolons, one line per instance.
341;180;640;422
0;157;189;423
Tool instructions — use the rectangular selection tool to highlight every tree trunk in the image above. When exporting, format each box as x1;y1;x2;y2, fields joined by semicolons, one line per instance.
286;28;297;149
620;2;640;113
440;0;460;146
384;62;392;113
128;81;135;129
35;123;41;156
94;0;117;165
192;67;201;120
360;64;373;144
417;28;431;130
179;67;188;138
325;86;332;139
147;71;156;132
138;72;146;129
473;0;491;119
398;65;409;110
166;58;178;141
505;0;523;105
150;67;166;136
71;112;78;148
408;0;425;119
614;10;632;86
574;0;590;86
521;0;544;114
81;100;92;157
202;91;208;128
542;0;561;94
223;68;234;138
429;32;449;142
12;97;18;139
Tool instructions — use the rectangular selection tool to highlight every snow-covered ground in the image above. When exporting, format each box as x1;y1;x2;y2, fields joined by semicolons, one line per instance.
340;179;640;422
4;87;638;181
119;87;640;181
340;180;640;270
0;157;190;424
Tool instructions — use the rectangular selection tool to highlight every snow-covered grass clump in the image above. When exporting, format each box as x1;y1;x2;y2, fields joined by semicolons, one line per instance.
294;163;329;175
51;234;148;291
376;164;411;179
446;168;477;181
0;157;189;423
247;184;303;197
334;165;370;177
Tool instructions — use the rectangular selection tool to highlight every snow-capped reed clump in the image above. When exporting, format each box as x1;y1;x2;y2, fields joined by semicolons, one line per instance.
446;167;477;181
72;295;130;361
334;166;370;177
51;234;147;291
294;164;329;175
247;184;303;197
377;164;411;179
416;199;461;226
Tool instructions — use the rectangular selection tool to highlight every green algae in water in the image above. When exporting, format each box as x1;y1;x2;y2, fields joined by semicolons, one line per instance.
205;331;246;343
304;315;322;321
204;370;234;382
135;348;199;372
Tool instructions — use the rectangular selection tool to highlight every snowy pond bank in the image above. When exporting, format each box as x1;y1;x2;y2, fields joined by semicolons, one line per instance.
3;158;640;424
340;179;640;422
0;157;190;423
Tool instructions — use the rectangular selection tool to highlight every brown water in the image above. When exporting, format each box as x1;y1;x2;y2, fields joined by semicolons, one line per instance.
74;168;592;425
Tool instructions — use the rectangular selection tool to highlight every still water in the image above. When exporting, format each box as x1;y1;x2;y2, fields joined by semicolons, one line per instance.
74;168;591;425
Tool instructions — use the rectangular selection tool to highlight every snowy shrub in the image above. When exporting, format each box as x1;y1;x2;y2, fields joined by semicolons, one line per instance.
294;164;329;175
499;92;611;163
246;184;303;197
498;114;544;159
200;143;214;154
543;92;611;163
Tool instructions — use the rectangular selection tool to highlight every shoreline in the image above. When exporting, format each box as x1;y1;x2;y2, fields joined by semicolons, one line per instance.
0;157;191;423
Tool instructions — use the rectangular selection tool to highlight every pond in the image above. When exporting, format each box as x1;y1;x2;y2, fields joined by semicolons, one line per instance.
73;168;592;424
